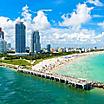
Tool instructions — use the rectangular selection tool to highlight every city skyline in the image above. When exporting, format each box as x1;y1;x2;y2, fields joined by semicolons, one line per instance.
0;0;104;48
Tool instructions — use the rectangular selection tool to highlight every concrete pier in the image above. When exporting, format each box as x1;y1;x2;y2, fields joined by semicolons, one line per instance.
17;68;92;90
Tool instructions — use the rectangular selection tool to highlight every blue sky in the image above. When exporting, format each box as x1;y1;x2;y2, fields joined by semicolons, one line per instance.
0;0;104;48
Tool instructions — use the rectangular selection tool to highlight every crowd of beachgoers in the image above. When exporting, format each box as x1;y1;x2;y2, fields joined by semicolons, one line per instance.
32;55;76;73
32;51;104;74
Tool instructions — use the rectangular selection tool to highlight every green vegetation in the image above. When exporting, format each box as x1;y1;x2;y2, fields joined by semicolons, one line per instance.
0;51;80;68
0;59;31;66
33;59;44;65
0;51;80;60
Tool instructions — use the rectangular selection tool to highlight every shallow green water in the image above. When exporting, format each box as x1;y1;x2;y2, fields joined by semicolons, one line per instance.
0;67;104;104
55;54;104;82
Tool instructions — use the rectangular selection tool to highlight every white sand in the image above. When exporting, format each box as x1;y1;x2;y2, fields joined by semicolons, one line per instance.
32;51;104;74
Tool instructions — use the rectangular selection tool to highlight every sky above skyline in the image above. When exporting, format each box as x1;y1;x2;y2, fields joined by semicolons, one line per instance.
0;0;104;48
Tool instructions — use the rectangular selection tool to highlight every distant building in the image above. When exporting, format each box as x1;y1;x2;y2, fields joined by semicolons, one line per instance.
47;44;51;53
30;31;41;53
50;48;55;53
15;22;26;53
0;38;7;54
81;48;87;53
26;47;30;53
0;28;7;53
65;48;69;52
0;28;4;39
30;31;35;53
58;48;63;53
7;43;11;50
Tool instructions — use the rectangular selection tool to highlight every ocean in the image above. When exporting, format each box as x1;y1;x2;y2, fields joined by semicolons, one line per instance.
55;53;104;82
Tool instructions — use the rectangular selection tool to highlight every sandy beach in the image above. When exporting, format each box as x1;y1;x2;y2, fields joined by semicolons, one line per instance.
32;51;104;74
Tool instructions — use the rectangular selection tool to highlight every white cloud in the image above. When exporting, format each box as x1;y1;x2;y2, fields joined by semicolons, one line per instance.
0;16;14;29
87;0;103;6
39;9;52;12
33;10;51;30
97;21;104;28
92;14;104;18
0;16;15;45
60;3;93;27
21;5;32;23
40;27;102;48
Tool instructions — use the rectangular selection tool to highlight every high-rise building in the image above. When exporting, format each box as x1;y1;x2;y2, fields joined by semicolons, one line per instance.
47;44;51;53
0;38;7;53
15;22;26;53
30;31;35;53
30;31;41;53
0;28;7;53
0;28;4;39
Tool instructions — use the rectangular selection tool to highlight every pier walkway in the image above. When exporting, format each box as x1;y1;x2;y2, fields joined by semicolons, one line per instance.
17;68;92;90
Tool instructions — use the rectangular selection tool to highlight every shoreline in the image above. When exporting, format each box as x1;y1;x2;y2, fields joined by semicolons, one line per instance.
32;51;104;74
0;51;104;72
0;51;104;76
0;63;18;70
0;51;104;90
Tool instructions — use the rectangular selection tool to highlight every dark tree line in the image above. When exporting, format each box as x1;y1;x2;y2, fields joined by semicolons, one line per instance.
0;51;80;60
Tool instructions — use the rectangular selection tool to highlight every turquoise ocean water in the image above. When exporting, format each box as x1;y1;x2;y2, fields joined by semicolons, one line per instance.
55;53;104;82
0;54;104;104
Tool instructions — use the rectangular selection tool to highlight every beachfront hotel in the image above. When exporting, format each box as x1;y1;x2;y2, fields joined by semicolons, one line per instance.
47;44;51;53
15;22;26;53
